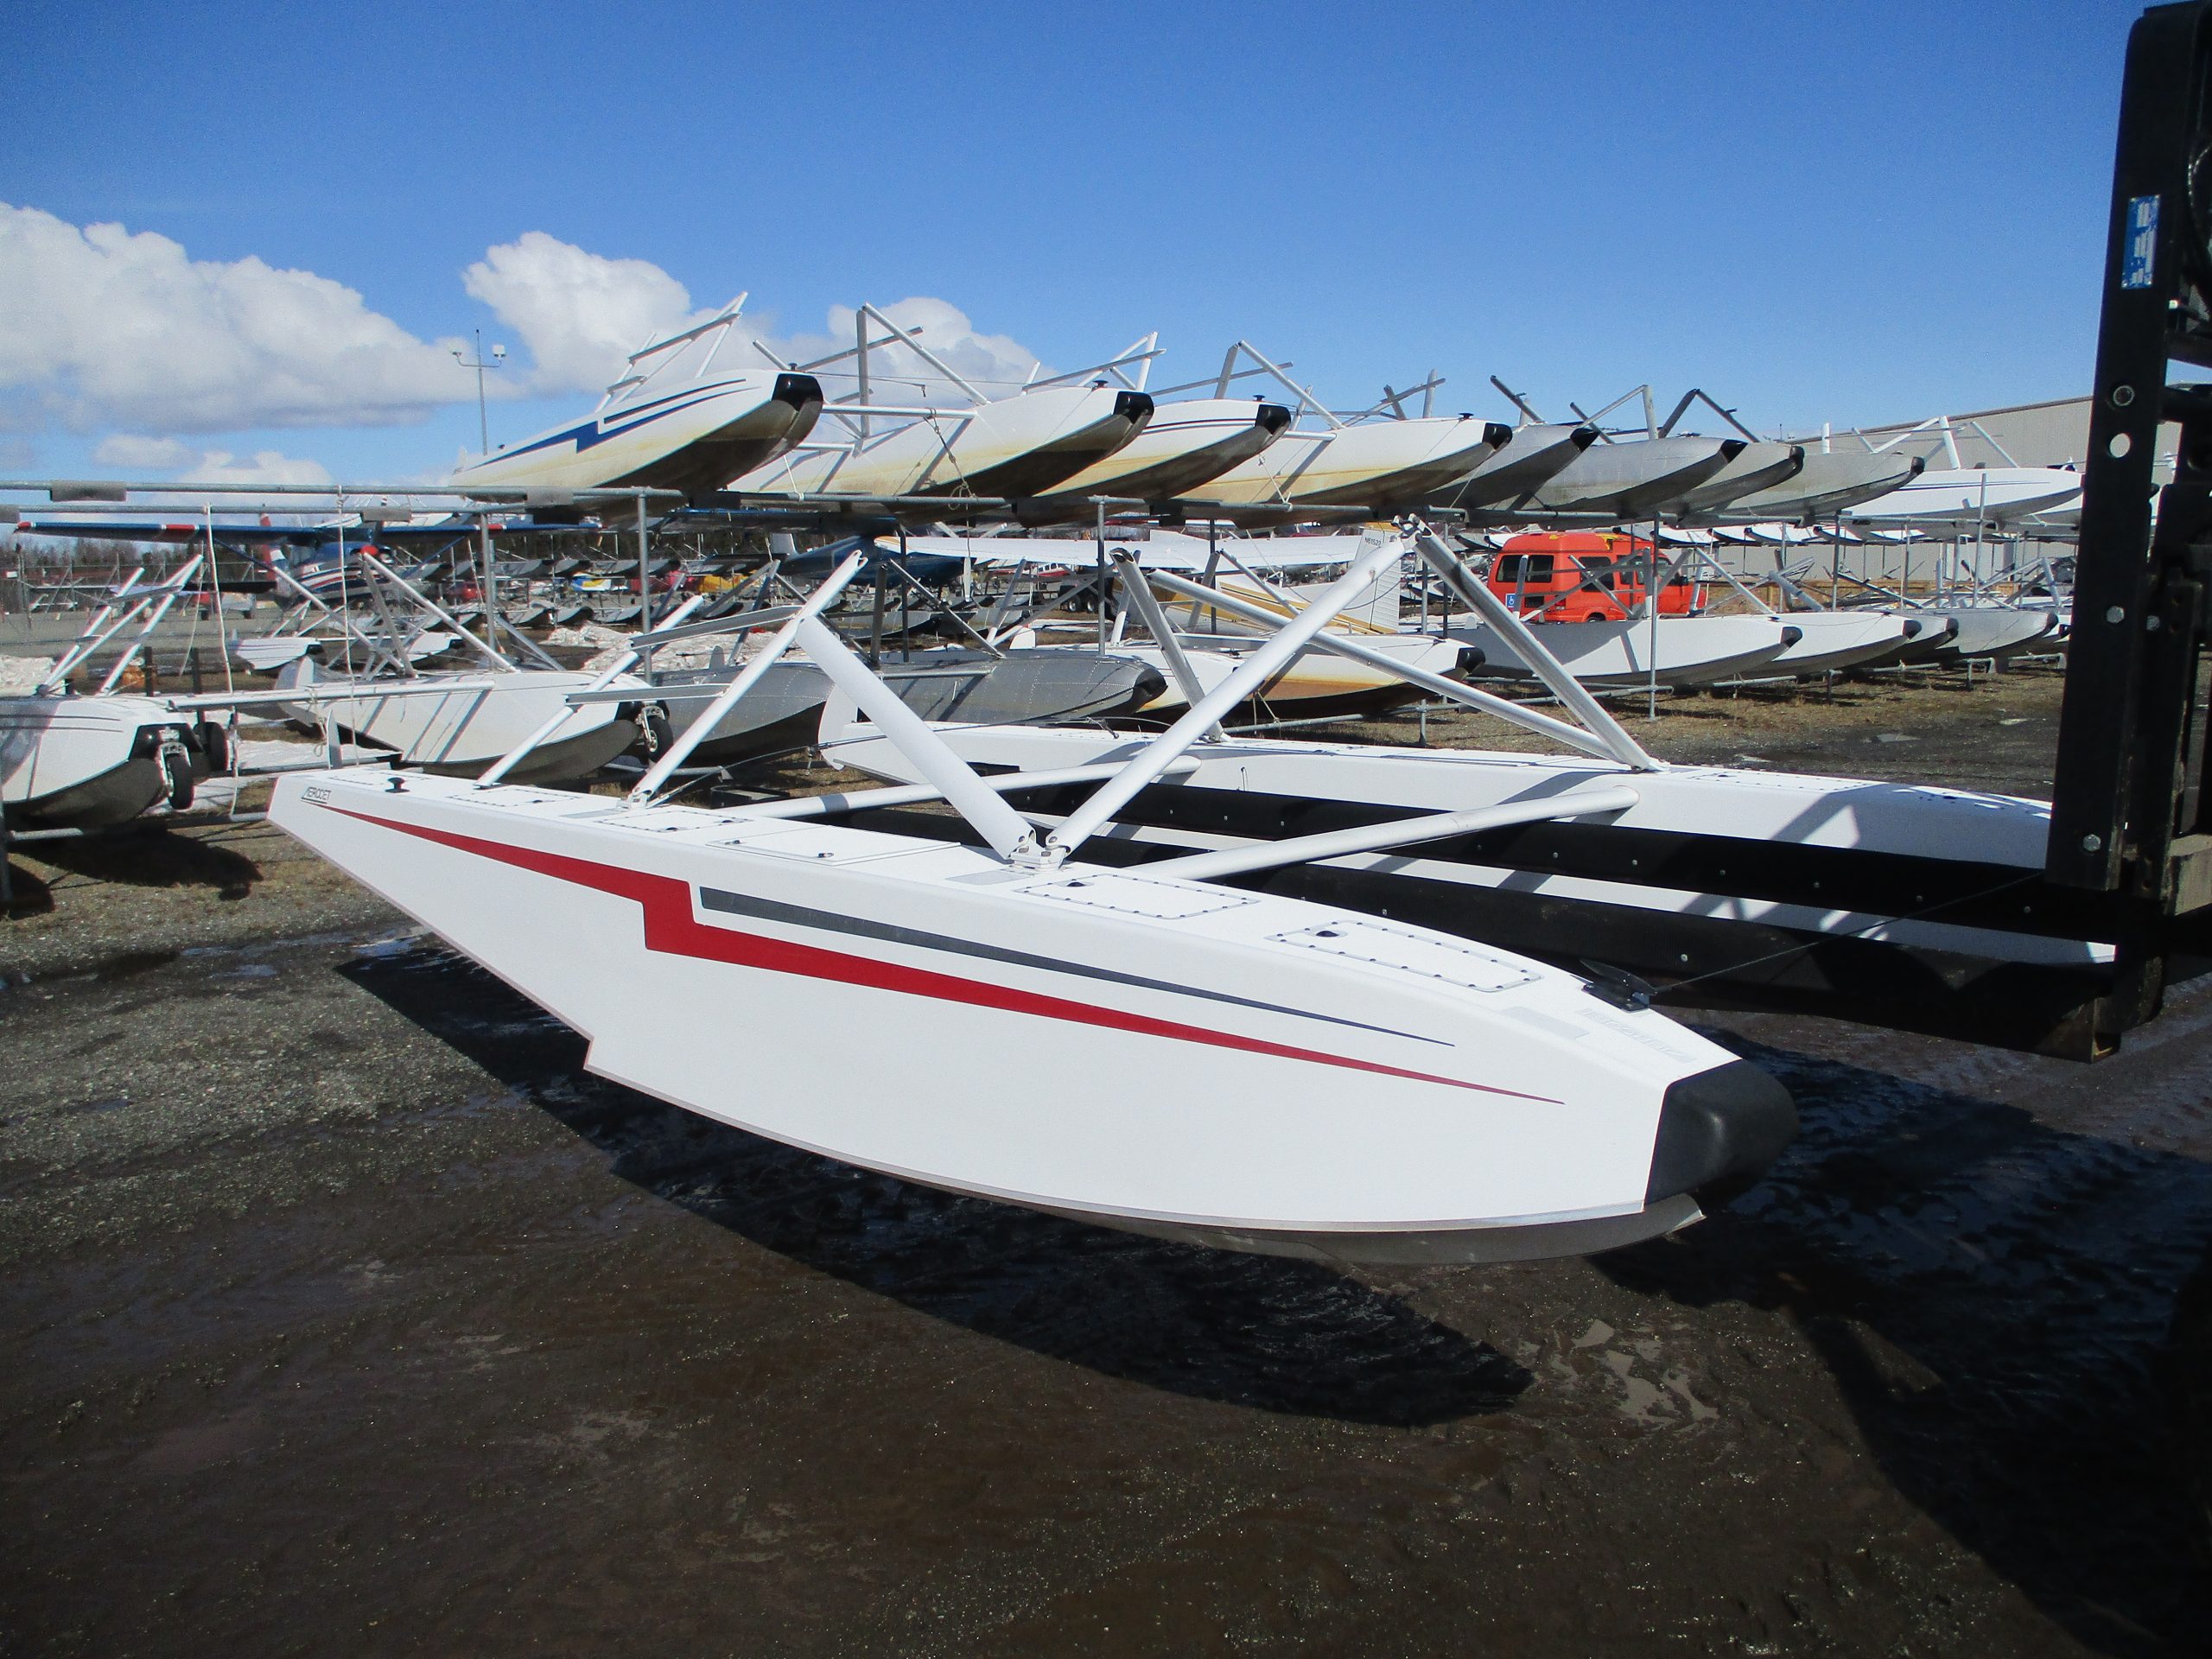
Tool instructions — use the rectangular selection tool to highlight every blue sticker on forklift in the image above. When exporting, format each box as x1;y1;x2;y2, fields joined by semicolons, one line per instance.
2123;194;2159;289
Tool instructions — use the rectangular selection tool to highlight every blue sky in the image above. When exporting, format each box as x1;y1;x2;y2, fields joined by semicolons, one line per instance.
3;0;2147;484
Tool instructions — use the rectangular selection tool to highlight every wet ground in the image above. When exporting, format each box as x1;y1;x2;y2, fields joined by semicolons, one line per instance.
4;664;2211;1656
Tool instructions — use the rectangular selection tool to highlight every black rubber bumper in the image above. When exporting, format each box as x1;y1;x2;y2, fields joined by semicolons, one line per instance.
1645;1060;1797;1205
773;372;823;410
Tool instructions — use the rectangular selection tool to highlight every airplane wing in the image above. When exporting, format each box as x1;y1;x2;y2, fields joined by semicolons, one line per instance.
9;517;331;546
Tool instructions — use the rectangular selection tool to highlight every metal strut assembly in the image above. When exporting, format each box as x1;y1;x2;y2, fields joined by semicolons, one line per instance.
2044;0;2212;1035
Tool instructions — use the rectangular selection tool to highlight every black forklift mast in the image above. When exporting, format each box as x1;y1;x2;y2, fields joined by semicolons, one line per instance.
2050;0;2212;937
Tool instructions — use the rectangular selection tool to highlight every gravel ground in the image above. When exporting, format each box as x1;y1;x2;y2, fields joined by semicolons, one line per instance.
4;661;2210;1657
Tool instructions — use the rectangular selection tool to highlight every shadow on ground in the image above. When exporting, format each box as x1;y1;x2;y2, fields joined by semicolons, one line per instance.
342;944;1531;1428
2;861;54;917
18;826;258;899
1599;1031;2212;1657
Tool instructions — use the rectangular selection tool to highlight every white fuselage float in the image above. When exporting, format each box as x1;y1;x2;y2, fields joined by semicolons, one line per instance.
1708;451;1927;521
0;556;226;828
270;767;1790;1263
1116;633;1468;722
1033;398;1294;505
1898;607;2061;666
1182;416;1512;516
1762;610;1927;675
1508;435;1751;520
266;541;1795;1264
902;530;1408;578
1847;466;2084;525
1668;442;1807;517
654;648;1166;766
452;370;824;499
1;694;206;828
1429;422;1599;510
738;385;1155;501
275;658;651;784
1451;613;1798;688
1092;532;1471;718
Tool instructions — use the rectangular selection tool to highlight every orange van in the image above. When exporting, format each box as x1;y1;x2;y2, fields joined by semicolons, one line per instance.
1485;531;1705;623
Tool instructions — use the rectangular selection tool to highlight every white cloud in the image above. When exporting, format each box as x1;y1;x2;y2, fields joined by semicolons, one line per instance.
181;448;334;486
0;204;474;433
458;236;1055;410
92;433;330;485
0;207;1059;464
463;231;712;397
775;297;1049;404
92;434;195;470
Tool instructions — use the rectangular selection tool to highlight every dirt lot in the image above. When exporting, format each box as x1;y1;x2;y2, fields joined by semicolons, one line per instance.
4;661;2210;1657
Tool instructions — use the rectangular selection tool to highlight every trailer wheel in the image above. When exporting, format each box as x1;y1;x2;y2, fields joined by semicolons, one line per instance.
194;720;231;776
156;741;195;812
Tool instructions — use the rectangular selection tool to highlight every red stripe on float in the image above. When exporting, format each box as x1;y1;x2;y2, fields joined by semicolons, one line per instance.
329;805;1551;1099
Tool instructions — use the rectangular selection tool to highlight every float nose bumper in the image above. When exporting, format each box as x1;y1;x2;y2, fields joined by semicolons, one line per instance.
773;372;824;411
1645;1060;1796;1206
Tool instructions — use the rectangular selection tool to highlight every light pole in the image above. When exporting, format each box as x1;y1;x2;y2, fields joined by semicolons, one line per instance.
453;329;506;456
